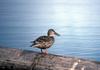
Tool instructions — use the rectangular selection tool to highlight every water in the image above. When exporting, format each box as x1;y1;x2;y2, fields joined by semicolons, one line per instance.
0;0;100;61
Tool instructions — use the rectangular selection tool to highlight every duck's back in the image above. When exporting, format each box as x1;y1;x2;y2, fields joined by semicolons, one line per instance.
33;36;54;49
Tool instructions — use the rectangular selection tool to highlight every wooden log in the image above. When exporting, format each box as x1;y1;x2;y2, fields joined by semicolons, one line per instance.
0;47;100;70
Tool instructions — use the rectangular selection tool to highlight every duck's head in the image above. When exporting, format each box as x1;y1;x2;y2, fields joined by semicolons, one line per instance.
47;29;60;37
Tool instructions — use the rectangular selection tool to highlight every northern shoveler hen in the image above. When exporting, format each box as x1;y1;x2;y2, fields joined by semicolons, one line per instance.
30;29;60;54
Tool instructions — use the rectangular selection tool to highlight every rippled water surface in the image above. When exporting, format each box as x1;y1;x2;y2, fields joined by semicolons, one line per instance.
0;0;100;61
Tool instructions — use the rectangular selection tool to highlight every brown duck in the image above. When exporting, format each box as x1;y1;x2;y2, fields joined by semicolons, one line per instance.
30;29;60;54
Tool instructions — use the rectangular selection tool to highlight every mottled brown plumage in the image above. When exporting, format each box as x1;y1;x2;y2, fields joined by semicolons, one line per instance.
30;36;54;49
30;29;60;54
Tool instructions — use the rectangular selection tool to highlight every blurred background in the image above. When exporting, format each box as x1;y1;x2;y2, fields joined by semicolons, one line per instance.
0;0;100;61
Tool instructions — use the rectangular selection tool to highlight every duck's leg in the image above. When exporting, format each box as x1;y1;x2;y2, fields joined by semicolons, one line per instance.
41;49;43;53
44;49;48;54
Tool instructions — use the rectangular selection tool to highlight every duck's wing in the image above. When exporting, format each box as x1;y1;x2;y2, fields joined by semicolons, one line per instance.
36;36;52;42
30;36;47;46
31;36;54;48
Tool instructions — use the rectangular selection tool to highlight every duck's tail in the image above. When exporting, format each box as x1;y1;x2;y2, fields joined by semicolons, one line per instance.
30;41;35;47
30;44;33;47
30;41;40;47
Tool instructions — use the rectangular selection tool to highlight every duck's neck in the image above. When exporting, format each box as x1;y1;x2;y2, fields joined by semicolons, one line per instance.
48;35;54;37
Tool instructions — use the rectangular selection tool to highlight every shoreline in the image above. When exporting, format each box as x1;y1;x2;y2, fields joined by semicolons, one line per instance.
0;47;100;70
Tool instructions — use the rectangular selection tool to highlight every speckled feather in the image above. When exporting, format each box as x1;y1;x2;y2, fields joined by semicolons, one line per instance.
31;36;54;49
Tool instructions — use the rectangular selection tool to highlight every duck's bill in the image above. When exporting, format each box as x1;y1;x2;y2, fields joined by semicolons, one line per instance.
55;32;60;36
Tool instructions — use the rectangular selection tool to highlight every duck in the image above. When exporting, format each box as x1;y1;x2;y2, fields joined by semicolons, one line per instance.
30;29;60;54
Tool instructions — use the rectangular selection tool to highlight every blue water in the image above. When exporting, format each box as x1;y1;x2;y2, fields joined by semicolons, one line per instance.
0;0;100;61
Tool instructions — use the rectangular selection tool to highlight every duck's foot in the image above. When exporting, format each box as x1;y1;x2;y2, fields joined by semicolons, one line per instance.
44;49;48;55
40;49;48;55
